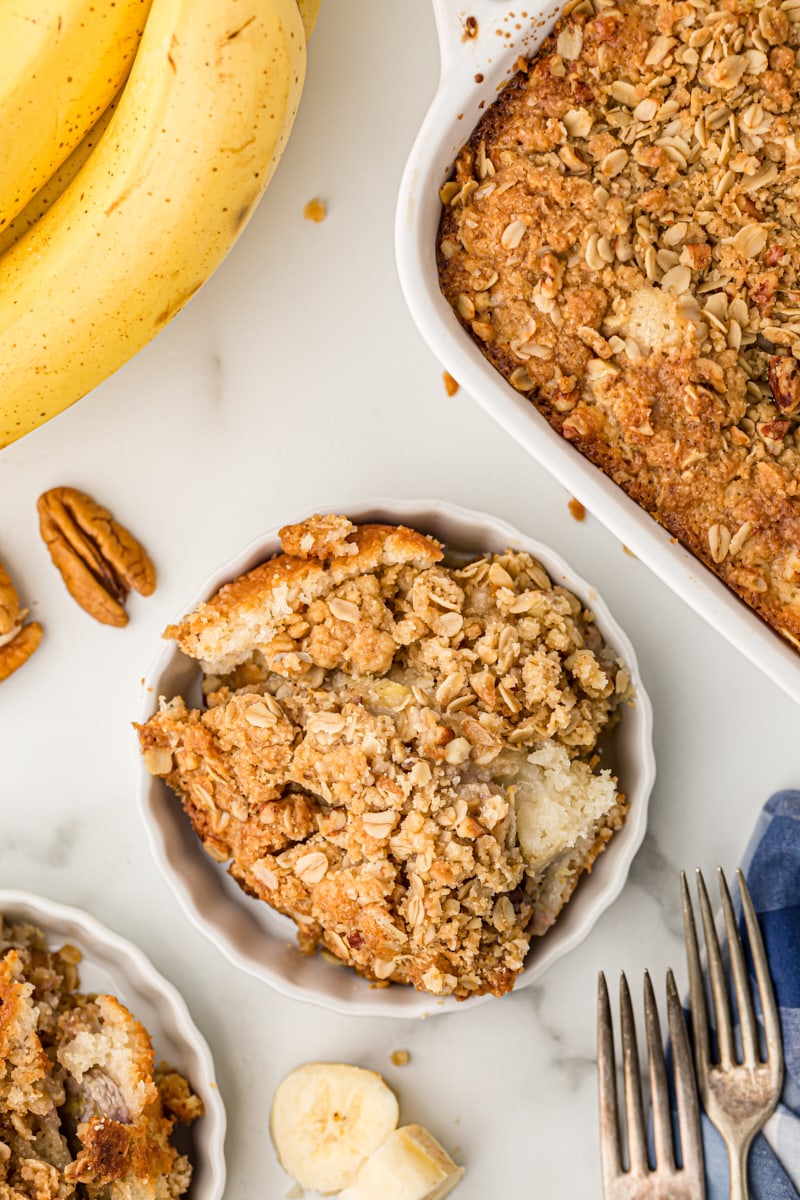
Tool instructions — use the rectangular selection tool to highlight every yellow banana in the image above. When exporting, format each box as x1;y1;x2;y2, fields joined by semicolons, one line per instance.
1;0;313;262
0;0;306;450
0;0;151;231
0;96;120;258
297;0;323;38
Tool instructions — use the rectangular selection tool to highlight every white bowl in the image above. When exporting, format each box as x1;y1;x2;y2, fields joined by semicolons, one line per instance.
394;0;800;705
137;498;656;1018
0;889;226;1200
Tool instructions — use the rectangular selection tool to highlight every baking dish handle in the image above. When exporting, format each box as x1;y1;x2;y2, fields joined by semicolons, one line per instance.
431;0;511;79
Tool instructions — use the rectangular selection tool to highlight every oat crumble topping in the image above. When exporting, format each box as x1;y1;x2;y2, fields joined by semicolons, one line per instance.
138;516;633;1000
437;0;800;649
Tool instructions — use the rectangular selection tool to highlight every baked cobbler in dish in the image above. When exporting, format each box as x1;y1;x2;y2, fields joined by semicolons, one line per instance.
437;0;800;649
0;918;202;1200
138;515;633;999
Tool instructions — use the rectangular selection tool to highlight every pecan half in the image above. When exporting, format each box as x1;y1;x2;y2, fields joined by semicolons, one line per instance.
0;621;43;682
37;487;156;627
767;354;800;415
0;562;43;682
0;561;19;637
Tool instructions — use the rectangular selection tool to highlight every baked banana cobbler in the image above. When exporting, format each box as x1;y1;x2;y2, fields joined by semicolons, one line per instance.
0;918;203;1200
437;0;800;649
138;514;633;999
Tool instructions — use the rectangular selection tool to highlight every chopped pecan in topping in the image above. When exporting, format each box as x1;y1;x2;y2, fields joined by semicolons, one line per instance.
767;356;800;416
757;418;791;446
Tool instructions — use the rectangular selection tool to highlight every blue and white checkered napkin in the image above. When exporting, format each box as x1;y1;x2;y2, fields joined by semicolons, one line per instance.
701;789;800;1199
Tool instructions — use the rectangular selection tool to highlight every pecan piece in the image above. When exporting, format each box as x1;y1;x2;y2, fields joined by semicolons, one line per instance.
757;418;791;449
0;561;19;637
37;487;156;627
0;622;44;682
767;354;800;415
681;243;711;272
750;273;778;317
0;562;43;682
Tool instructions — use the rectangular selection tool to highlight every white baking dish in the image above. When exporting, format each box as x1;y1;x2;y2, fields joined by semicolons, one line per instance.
395;0;800;706
137;498;655;1018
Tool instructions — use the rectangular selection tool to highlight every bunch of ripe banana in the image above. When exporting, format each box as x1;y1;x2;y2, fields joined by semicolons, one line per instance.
0;0;321;450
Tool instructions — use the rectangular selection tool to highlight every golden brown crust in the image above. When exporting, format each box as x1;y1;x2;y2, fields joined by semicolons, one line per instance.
64;1104;179;1190
66;1118;133;1184
437;0;800;650
165;521;444;669
278;513;360;559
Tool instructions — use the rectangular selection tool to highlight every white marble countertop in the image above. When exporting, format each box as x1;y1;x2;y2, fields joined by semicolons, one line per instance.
2;3;798;1197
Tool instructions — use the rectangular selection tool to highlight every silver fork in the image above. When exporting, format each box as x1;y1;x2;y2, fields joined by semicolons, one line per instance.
681;867;784;1200
598;969;705;1198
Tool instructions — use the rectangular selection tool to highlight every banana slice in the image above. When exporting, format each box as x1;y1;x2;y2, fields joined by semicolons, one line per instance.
270;1062;399;1194
511;744;617;872
339;1125;465;1200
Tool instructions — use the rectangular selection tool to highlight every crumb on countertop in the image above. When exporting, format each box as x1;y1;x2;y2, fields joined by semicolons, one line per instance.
303;198;327;223
443;371;460;397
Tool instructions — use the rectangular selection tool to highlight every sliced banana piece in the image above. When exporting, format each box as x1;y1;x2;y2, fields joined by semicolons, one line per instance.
512;744;617;872
339;1124;465;1200
270;1062;399;1194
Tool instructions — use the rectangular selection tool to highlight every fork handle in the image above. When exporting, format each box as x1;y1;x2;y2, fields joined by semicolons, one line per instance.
728;1137;752;1200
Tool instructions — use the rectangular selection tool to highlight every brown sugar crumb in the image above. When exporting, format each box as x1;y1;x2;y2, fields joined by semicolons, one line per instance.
390;1050;411;1067
138;516;633;1001
303;198;327;223
437;0;800;654
443;371;460;397
568;499;586;522
622;545;637;559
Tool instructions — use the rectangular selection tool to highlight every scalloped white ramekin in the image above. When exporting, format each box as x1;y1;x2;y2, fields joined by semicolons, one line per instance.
394;1;800;705
0;890;226;1200
136;499;655;1018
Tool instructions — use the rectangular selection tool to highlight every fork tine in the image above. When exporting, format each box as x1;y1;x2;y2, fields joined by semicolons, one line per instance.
597;972;622;1189
666;968;705;1192
717;867;758;1064
737;869;784;1090
681;870;711;1070
620;971;649;1175
696;867;735;1068
643;970;674;1171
